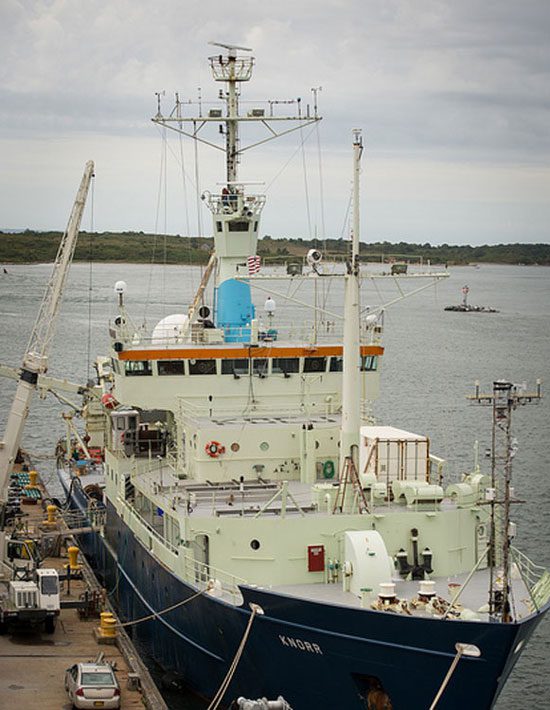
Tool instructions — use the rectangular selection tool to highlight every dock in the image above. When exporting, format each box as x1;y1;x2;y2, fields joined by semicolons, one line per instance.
0;470;168;710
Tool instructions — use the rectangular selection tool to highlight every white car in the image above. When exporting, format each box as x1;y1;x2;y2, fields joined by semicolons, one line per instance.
64;662;121;709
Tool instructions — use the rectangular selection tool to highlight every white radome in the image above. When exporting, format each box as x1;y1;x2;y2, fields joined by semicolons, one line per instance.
151;313;190;345
114;280;127;295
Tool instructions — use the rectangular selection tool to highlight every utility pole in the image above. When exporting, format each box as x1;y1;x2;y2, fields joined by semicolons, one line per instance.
468;379;542;621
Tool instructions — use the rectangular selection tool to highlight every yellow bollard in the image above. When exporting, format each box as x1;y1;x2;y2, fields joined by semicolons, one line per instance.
42;504;58;528
67;546;80;570
97;612;117;640
29;470;38;487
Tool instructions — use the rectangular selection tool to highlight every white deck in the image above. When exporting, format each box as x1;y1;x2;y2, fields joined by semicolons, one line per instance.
272;569;535;620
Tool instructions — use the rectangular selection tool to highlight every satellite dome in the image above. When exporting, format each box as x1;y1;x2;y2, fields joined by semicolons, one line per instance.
151;313;189;345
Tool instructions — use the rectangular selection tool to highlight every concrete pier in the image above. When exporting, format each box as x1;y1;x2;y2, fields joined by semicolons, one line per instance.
0;471;168;709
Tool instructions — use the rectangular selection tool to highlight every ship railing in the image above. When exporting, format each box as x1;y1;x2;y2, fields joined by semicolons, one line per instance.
121;319;381;349
165;450;180;474
511;546;550;610
180;551;246;605
177;396;341;421
122;499;180;557
209;55;254;81
204;191;266;217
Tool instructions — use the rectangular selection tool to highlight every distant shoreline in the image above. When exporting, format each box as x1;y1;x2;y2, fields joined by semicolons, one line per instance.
1;231;549;266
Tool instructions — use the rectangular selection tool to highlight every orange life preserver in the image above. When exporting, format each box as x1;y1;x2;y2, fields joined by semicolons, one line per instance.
205;441;225;458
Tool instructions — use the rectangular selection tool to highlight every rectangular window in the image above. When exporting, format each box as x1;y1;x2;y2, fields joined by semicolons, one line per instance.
188;359;217;375
304;357;327;373
272;357;299;374
216;221;223;232
40;575;58;595
361;355;378;371
124;361;152;376
228;221;250;232
111;358;120;375
329;356;343;372
158;360;185;376
252;358;268;376
221;358;249;375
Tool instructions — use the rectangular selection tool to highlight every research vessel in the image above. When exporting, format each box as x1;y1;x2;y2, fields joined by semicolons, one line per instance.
54;45;550;709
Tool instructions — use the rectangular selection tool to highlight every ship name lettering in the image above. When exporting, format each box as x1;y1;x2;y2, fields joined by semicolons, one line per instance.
278;635;323;654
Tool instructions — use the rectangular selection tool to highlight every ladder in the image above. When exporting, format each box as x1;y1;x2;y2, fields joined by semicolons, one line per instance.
332;455;370;514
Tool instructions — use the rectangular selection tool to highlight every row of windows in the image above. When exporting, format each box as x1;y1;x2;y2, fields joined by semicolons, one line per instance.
216;220;259;233
118;355;378;377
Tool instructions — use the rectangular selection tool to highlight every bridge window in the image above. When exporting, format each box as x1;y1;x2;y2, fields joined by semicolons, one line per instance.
253;358;268;376
189;359;217;375
125;361;152;376
329;356;343;372
228;221;249;232
158;360;185;376
361;355;378;372
221;358;249;375
304;357;327;373
272;357;299;374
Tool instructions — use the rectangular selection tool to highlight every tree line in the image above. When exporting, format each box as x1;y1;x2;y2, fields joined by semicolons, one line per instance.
1;230;549;266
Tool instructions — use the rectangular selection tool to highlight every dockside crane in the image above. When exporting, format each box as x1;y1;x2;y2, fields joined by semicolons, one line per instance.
0;161;95;527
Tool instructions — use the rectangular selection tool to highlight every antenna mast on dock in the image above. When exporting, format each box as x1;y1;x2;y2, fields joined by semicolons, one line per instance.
468;379;542;622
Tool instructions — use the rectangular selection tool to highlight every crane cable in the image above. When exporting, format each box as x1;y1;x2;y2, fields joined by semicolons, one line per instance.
86;176;95;377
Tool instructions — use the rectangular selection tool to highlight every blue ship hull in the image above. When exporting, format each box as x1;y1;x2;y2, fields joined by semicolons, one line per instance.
62;479;549;709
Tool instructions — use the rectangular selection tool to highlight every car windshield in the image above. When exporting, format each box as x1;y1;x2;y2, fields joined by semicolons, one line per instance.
81;671;115;686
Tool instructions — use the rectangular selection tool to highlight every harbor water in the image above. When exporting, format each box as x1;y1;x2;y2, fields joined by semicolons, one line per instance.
0;260;548;708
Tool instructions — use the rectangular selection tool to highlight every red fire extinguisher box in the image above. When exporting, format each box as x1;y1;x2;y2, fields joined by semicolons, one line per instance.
307;544;325;572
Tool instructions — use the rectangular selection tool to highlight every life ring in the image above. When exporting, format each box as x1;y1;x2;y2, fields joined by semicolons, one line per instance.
101;392;118;409
205;441;225;458
323;460;336;479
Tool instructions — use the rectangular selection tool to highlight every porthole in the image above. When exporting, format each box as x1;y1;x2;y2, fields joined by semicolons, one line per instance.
250;539;261;550
231;442;240;452
260;441;269;451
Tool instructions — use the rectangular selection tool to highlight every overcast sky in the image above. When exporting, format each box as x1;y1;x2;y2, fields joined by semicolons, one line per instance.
1;0;549;245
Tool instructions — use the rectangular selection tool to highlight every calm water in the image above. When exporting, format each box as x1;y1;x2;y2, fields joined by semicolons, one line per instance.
0;261;549;708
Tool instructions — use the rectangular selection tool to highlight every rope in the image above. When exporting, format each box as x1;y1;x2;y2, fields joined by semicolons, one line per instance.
116;587;207;628
428;646;467;710
207;604;260;710
265;124;317;193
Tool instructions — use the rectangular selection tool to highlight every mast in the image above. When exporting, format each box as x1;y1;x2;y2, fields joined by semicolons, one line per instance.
468;379;542;622
151;44;321;342
340;130;363;470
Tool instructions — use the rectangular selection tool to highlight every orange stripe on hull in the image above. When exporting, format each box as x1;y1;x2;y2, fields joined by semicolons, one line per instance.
118;344;384;361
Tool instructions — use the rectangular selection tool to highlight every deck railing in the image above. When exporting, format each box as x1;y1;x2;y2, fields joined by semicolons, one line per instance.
511;546;550;610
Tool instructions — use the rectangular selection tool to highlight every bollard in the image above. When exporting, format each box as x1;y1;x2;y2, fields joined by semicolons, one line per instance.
43;504;58;527
67;546;80;570
29;470;38;487
96;612;117;642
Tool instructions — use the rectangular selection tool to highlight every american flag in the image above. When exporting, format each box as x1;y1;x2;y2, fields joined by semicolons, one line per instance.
247;255;261;275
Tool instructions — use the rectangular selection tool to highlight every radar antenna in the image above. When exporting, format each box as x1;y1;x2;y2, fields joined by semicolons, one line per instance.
209;41;252;54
